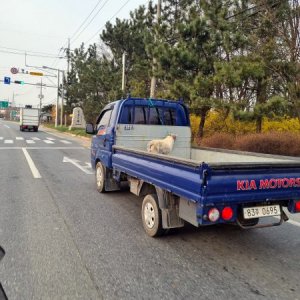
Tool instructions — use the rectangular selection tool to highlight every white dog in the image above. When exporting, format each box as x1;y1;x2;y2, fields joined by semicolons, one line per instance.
147;134;176;155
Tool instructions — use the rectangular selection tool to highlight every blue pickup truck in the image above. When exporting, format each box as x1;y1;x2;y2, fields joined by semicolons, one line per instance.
86;97;300;236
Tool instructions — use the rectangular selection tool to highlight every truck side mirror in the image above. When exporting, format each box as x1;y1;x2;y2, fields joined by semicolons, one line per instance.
86;123;95;134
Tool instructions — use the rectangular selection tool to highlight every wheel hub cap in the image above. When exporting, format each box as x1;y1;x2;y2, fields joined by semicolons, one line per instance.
144;202;155;229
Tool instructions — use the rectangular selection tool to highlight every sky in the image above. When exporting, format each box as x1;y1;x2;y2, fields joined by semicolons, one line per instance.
0;0;149;109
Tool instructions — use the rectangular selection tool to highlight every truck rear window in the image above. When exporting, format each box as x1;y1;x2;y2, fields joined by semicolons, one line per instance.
119;103;187;126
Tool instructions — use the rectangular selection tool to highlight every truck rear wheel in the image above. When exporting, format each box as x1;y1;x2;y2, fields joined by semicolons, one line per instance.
142;194;165;237
96;162;106;193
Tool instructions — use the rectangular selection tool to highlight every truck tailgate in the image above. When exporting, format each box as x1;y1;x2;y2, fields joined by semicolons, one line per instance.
204;162;300;205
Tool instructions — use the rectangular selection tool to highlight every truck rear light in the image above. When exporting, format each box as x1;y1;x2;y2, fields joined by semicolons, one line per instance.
295;201;300;212
208;208;220;222
222;207;233;220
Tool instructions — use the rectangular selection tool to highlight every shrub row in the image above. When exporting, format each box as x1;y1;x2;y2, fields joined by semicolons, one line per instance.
200;132;300;156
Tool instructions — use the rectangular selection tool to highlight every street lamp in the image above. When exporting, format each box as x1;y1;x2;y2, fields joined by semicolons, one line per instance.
42;66;65;127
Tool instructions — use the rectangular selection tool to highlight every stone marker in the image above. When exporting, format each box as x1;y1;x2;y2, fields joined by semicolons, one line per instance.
69;107;86;130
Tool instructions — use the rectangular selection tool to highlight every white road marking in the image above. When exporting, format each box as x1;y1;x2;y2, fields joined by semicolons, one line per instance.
16;137;24;140
85;162;92;168
63;156;93;175
22;148;41;179
46;137;56;141
4;140;13;144
44;140;54;144
0;137;3;140
4;125;10;128
32;137;40;141
286;219;300;227
60;140;72;144
26;140;35;144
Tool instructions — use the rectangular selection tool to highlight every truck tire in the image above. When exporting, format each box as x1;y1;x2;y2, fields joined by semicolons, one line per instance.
96;162;106;193
142;194;165;237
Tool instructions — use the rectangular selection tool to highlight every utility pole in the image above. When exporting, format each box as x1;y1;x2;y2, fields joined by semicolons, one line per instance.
60;71;65;126
39;78;43;111
56;71;60;127
122;52;126;92
150;0;162;98
67;38;70;76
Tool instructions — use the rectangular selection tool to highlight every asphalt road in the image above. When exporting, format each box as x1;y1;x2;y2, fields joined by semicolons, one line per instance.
0;120;300;300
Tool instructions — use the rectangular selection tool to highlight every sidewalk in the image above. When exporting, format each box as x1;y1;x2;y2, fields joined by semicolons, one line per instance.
40;125;92;149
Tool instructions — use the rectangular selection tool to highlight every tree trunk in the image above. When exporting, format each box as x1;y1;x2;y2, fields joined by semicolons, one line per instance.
197;109;208;139
256;77;267;133
256;116;262;133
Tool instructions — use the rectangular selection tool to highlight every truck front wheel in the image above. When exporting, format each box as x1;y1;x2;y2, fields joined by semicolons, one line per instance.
142;194;165;237
96;162;106;193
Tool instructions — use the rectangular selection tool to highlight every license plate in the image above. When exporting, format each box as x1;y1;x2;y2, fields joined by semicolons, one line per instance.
243;205;280;219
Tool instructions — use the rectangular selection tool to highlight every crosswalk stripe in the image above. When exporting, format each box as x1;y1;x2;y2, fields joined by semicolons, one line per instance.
16;137;24;140
32;137;40;141
4;140;13;144
46;137;56;141
60;140;72;144
26;140;35;144
44;140;54;144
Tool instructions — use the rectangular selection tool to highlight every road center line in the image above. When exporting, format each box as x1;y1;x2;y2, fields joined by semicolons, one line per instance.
22;147;42;179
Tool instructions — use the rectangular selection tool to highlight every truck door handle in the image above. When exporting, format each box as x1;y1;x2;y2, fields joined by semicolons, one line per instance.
103;138;107;147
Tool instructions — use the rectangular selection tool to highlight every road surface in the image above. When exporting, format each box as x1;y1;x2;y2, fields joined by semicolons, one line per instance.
0;120;299;300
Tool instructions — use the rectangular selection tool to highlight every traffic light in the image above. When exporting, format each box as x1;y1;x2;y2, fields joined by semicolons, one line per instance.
14;80;24;85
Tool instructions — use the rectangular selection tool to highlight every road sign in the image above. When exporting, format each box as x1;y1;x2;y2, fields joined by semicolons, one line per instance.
4;77;10;84
10;67;18;74
0;101;9;108
30;72;43;76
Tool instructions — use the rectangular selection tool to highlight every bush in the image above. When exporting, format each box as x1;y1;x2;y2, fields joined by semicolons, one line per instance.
235;132;300;156
200;133;236;149
199;131;300;156
190;111;300;138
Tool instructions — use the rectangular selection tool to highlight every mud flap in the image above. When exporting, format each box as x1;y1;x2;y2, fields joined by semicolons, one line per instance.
155;187;184;229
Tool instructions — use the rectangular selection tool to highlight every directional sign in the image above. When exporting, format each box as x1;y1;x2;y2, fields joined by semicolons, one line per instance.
0;101;9;108
4;77;10;84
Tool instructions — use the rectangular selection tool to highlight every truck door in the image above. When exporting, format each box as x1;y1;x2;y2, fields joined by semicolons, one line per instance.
94;108;113;167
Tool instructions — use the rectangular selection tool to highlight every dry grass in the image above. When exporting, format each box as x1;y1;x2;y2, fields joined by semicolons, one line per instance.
200;131;300;156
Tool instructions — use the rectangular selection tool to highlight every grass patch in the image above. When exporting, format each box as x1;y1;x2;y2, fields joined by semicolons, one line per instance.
43;124;91;138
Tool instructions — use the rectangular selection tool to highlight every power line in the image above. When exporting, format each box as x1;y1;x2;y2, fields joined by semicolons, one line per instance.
71;0;110;45
70;0;104;40
51;42;68;68
85;0;132;44
0;49;63;59
0;45;63;57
